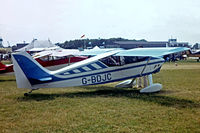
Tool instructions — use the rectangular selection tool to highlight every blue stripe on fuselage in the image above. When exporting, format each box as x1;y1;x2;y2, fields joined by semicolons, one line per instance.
68;70;76;74
50;60;164;82
77;67;87;72
95;61;108;68
86;64;96;70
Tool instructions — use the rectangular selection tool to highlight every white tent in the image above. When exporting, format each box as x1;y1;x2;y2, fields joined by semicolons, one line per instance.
16;39;60;52
93;46;100;49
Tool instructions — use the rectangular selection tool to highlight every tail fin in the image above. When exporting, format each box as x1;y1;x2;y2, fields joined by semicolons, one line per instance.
12;52;52;89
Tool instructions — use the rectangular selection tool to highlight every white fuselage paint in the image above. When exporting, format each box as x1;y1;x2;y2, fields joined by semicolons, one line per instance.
31;58;164;89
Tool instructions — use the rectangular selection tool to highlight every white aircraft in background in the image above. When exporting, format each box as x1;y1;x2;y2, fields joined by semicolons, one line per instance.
0;49;87;74
11;47;189;96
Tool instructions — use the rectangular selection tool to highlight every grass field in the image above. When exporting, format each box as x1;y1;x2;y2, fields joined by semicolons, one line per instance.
0;61;200;132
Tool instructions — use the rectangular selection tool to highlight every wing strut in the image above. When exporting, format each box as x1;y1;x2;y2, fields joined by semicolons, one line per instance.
140;57;151;76
139;57;162;93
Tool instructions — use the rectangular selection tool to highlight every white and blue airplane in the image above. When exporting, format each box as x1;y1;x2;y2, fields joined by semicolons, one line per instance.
12;47;189;96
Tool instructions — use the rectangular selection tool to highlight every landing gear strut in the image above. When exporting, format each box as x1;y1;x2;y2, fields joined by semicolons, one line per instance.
115;78;136;88
115;74;162;93
24;88;39;96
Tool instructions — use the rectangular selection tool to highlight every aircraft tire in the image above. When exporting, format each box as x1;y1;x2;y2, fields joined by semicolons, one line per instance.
24;93;29;97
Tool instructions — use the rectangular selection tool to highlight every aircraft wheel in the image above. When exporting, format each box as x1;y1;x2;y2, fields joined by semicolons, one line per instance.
24;93;29;97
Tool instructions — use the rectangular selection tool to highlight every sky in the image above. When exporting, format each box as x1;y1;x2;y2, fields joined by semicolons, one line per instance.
1;0;200;46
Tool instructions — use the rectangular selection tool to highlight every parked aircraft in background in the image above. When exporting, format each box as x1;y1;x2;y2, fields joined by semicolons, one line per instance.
32;49;87;70
0;49;87;74
11;47;189;96
187;49;200;62
0;62;13;74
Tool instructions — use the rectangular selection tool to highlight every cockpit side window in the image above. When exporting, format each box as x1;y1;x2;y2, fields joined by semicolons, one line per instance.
100;56;123;67
124;56;148;64
100;56;149;67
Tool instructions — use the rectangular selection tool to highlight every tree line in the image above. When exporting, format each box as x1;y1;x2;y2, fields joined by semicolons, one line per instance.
56;38;147;49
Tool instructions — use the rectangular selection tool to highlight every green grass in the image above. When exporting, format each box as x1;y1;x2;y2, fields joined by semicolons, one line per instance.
0;62;200;132
0;60;12;65
162;59;200;70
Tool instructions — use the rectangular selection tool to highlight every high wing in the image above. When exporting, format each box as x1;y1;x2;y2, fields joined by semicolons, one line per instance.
115;47;189;57
80;47;189;57
80;48;123;56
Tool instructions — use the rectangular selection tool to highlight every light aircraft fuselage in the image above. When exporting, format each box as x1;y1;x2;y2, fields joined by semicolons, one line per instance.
11;47;189;94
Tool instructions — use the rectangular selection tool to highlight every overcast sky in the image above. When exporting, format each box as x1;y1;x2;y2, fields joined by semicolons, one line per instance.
1;0;200;46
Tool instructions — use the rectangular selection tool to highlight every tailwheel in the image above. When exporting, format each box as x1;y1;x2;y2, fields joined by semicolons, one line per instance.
24;88;39;96
24;93;29;97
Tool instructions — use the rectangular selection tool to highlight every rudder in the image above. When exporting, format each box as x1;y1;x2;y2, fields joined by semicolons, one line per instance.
12;52;52;89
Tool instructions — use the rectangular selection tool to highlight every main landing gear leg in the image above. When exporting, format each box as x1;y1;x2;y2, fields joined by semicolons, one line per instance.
24;89;39;96
115;78;137;88
115;74;162;93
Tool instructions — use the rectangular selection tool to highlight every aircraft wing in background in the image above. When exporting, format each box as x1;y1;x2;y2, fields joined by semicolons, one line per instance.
33;49;81;58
